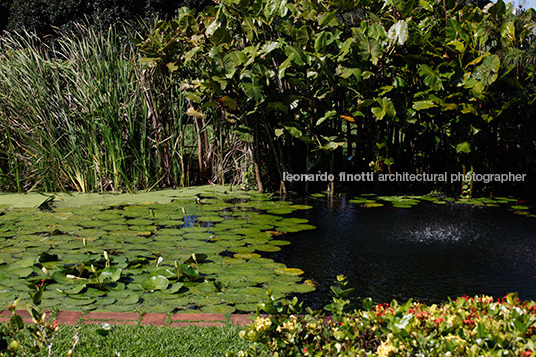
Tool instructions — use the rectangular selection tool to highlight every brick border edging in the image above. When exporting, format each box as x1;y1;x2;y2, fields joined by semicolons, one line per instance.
0;310;255;327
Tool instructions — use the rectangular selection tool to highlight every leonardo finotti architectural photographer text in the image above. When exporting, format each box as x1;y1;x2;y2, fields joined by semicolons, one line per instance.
282;172;527;184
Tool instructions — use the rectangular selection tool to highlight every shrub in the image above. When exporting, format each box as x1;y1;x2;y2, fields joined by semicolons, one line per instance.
231;282;536;356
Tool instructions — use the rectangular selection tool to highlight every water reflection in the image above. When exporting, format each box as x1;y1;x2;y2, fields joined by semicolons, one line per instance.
275;195;536;308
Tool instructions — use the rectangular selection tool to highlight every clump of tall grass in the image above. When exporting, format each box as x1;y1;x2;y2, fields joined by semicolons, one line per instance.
0;24;194;192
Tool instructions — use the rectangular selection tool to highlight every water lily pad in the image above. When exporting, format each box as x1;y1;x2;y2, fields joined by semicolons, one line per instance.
360;202;384;208
248;274;273;284
230;246;255;254
242;237;270;245
514;211;530;216
142;304;176;313
142;275;170;291
197;216;225;223
290;205;313;210
293;283;316;293
65;297;97;306
274;268;304;276
201;304;235;314
99;297;117;305
233;253;261;260
277;218;309;225
251;244;280;252
117;294;140;305
183;232;214;240
0;291;15;302
266;208;294;215
214;240;245;248
511;205;529;210
0;188;318;313
234;303;258;312
157;219;185;226
270;240;291;246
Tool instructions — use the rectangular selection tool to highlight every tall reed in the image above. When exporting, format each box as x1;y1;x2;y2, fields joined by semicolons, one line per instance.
0;25;196;192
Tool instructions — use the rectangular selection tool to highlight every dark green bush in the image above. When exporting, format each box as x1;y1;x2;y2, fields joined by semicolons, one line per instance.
2;0;212;37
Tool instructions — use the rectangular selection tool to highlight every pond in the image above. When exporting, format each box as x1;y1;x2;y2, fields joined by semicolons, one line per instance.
1;188;534;313
276;194;536;309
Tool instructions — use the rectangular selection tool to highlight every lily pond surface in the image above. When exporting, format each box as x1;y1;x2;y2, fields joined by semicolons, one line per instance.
1;188;535;313
0;186;316;314
278;194;536;308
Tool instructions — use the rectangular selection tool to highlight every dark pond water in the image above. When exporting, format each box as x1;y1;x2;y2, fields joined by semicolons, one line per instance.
274;195;536;309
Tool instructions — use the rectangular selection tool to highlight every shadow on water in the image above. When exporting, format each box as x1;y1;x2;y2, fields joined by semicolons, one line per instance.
274;195;536;309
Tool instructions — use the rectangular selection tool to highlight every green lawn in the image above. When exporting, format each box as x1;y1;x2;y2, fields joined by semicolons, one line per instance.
12;323;249;357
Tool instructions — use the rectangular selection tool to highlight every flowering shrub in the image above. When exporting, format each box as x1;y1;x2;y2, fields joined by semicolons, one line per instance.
229;291;536;356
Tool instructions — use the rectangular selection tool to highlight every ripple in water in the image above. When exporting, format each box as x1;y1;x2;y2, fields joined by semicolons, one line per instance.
404;222;481;244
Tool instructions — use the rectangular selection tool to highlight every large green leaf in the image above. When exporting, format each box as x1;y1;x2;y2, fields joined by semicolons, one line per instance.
211;28;232;45
387;20;409;45
500;21;515;41
260;41;280;55
314;31;335;53
336;67;361;80
337;38;355;61
357;37;382;65
418;65;443;91
178;13;197;34
445;18;467;42
284;126;302;138
371;98;396;120
297;26;314;48
241;16;257;41
316;110;337;126
412;100;437;111
213;54;237;78
240;82;263;102
473;55;500;86
456;142;471;154
263;0;280;20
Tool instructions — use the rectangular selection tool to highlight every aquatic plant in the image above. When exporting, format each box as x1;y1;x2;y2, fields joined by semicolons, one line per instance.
0;187;316;313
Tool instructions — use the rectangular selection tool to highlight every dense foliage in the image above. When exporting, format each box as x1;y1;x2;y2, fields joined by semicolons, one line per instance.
231;291;536;356
138;0;536;195
0;0;535;194
0;26;251;192
0;0;212;36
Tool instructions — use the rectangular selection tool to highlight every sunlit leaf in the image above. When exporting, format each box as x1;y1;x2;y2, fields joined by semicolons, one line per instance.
371;97;396;120
473;55;500;86
456;142;471;153
141;275;169;291
387;20;409;46
412;100;437;111
418;65;443;91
